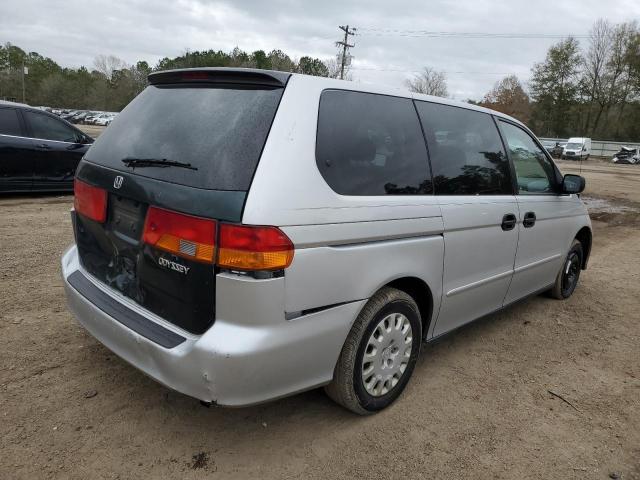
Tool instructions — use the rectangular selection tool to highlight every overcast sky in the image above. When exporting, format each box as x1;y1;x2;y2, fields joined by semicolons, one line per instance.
2;0;639;100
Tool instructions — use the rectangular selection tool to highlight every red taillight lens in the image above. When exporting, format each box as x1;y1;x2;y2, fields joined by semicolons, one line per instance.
74;178;107;223
142;206;216;263
218;224;294;271
181;72;209;81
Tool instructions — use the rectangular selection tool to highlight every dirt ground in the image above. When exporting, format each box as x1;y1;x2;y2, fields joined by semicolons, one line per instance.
78;124;105;138
1;159;639;479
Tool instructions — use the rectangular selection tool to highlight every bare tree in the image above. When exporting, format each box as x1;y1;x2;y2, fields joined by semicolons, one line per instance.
405;67;448;97
324;56;352;80
581;19;613;134
607;22;639;137
93;54;127;80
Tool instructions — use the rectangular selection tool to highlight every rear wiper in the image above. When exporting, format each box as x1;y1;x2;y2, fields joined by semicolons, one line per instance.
121;158;198;170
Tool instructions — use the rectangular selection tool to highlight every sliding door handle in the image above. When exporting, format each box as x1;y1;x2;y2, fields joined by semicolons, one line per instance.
523;211;536;228
501;213;517;231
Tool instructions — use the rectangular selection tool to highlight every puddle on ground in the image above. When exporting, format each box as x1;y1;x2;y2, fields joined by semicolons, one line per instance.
581;197;639;214
582;196;640;226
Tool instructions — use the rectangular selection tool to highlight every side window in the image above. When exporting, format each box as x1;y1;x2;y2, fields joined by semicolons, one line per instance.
23;111;79;143
0;108;22;136
316;90;432;195
499;121;557;194
415;102;512;195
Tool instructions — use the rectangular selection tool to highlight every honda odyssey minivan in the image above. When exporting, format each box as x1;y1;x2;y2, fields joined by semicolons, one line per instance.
62;68;592;414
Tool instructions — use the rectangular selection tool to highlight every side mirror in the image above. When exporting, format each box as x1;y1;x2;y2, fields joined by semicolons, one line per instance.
562;174;585;194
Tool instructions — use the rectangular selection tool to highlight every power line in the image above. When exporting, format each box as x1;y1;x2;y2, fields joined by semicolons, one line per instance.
336;25;356;80
350;66;514;75
355;28;589;39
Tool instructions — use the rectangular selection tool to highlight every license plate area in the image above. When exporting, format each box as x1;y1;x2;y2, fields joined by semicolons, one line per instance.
109;194;147;242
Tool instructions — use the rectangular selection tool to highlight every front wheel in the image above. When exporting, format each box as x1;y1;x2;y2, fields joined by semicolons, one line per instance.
550;240;583;299
325;287;422;414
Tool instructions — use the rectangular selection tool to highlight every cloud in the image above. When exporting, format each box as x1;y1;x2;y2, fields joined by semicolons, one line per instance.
1;0;638;99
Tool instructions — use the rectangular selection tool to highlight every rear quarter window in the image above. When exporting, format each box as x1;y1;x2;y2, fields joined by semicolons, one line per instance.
0;108;22;136
85;84;283;191
316;90;432;195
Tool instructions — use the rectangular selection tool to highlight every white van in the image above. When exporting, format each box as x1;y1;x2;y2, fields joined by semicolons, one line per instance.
562;137;592;160
62;68;592;414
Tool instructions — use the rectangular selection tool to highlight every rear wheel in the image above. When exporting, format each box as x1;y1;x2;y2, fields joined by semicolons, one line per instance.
550;240;583;299
325;287;422;415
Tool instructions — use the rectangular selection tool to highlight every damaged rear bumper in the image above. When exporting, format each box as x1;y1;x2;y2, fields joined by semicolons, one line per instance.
61;244;364;406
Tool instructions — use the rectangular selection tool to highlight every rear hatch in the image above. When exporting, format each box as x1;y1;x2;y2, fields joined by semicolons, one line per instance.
73;69;288;334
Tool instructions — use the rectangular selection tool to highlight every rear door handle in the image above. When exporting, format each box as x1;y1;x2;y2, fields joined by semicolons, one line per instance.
501;213;517;231
523;211;536;228
36;143;52;149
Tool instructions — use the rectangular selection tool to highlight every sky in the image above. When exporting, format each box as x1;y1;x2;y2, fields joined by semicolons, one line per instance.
1;0;639;100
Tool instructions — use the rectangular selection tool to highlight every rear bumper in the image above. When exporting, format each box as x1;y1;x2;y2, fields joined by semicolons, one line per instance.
61;245;364;406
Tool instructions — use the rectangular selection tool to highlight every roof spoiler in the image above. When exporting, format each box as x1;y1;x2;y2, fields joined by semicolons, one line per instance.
148;68;291;88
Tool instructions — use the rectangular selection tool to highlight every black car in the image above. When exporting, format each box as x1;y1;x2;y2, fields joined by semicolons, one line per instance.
0;101;94;192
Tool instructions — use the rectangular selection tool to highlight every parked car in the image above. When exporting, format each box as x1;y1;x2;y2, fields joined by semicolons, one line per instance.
93;113;115;126
70;111;90;124
61;68;592;414
0;100;94;192
562;137;591;160
60;110;78;121
82;112;99;124
611;146;640;164
542;140;564;158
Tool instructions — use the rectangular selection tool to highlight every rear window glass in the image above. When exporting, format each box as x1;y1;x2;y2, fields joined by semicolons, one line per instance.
316;90;432;195
0;108;21;136
86;84;283;191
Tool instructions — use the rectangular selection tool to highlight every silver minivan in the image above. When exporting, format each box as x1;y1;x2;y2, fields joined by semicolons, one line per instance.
62;68;592;414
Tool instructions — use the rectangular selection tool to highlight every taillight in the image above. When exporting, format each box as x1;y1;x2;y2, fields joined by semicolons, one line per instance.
218;224;294;271
74;178;107;223
142;206;216;263
181;72;210;81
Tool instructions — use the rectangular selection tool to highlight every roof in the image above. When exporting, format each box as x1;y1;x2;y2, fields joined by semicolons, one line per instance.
146;67;526;130
0;99;29;108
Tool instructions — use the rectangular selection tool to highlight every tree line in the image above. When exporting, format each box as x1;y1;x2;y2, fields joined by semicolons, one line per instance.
0;44;335;112
407;19;640;141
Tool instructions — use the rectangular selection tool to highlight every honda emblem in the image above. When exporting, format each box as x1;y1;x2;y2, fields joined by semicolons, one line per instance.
113;175;124;189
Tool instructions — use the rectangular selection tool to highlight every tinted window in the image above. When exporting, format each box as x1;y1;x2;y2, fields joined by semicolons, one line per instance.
0;108;22;136
415;102;512;195
86;85;283;191
23;111;80;142
316;90;431;195
499;121;557;194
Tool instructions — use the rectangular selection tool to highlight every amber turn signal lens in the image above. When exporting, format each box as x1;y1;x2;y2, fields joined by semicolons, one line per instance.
142;206;216;263
218;224;294;271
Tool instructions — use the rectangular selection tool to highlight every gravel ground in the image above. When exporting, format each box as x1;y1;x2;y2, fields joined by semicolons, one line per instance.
1;159;639;479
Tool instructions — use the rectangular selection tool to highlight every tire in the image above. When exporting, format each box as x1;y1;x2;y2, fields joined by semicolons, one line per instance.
550;240;583;299
324;287;422;415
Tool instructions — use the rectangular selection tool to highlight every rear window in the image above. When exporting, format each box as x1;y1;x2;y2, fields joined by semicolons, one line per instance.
86;84;283;191
316;90;432;195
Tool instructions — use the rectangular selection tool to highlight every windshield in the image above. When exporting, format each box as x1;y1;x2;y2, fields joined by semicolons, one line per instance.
85;84;283;191
566;142;582;149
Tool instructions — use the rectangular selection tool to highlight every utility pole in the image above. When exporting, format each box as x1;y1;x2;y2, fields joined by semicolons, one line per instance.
336;25;356;80
22;63;28;103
